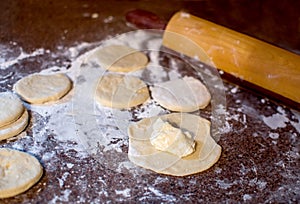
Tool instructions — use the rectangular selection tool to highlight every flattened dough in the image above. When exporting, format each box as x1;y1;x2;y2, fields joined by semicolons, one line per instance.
92;45;148;72
0;148;43;198
128;113;221;176
14;73;72;104
150;76;211;112
0;110;29;141
95;74;149;109
0;92;24;128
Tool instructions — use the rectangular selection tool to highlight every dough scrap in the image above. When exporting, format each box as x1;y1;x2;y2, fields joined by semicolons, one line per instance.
95;74;149;109
0;92;24;128
0;110;29;141
150;76;211;112
0;148;43;198
128;113;221;176
92;45;148;72
14;73;72;104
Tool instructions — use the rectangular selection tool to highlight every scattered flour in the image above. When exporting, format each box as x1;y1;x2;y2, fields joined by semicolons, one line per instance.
269;132;280;140
2;28;297;203
115;188;131;198
103;16;114;23
49;189;72;203
243;194;252;201
230;86;239;94
262;113;289;129
66;163;74;169
216;179;235;189
291;110;300;133
0;47;46;70
133;100;169;119
146;187;176;202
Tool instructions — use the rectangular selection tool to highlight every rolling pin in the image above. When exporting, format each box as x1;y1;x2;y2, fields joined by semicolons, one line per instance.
162;11;300;105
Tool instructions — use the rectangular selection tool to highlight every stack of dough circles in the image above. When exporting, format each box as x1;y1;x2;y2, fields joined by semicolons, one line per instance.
95;74;149;109
13;73;72;104
92;45;148;72
128;113;221;176
0;92;29;141
0;148;43;198
150;76;211;112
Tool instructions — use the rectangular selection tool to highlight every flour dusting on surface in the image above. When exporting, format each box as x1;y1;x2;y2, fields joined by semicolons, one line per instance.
1;29;299;203
115;188;131;198
0;47;46;70
263;113;289;129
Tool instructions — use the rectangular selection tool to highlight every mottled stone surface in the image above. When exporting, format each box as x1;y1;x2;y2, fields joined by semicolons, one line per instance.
0;0;299;203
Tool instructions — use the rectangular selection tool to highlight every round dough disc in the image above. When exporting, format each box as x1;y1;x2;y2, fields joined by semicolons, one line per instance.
0;110;29;141
95;74;149;109
150;76;211;112
14;73;72;104
0;148;43;198
128;113;221;176
0;92;24;128
92;45;148;72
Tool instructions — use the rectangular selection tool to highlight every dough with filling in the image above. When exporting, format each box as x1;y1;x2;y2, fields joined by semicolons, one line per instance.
150;118;195;158
0;110;29;141
128;113;221;176
0;92;24;128
91;45;148;72
95;74;149;109
14;73;72;104
0;148;43;198
150;76;211;112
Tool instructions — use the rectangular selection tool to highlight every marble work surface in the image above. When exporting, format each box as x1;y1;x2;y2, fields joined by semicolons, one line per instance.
0;0;299;203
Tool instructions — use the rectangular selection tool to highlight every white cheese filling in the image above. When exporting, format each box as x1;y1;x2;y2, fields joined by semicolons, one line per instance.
150;118;196;158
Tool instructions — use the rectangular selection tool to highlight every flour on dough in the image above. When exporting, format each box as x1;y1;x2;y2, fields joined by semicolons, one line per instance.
128;113;221;176
14;73;72;104
91;45;148;72
0;110;29;141
150;76;211;112
0;148;43;198
0;92;24;128
95;74;149;109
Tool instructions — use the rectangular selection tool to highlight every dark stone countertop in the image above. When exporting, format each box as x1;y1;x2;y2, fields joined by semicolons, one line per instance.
0;0;299;203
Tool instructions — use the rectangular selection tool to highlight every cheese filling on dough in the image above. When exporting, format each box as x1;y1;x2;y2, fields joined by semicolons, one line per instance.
150;118;195;158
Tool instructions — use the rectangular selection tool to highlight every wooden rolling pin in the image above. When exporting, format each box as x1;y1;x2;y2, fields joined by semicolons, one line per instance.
162;11;300;105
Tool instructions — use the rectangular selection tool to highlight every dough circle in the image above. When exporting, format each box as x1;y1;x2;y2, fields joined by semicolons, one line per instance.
150;76;211;112
0;92;24;128
128;113;221;176
0;148;43;198
92;45;148;72
0;110;29;141
95;74;149;109
14;73;72;104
